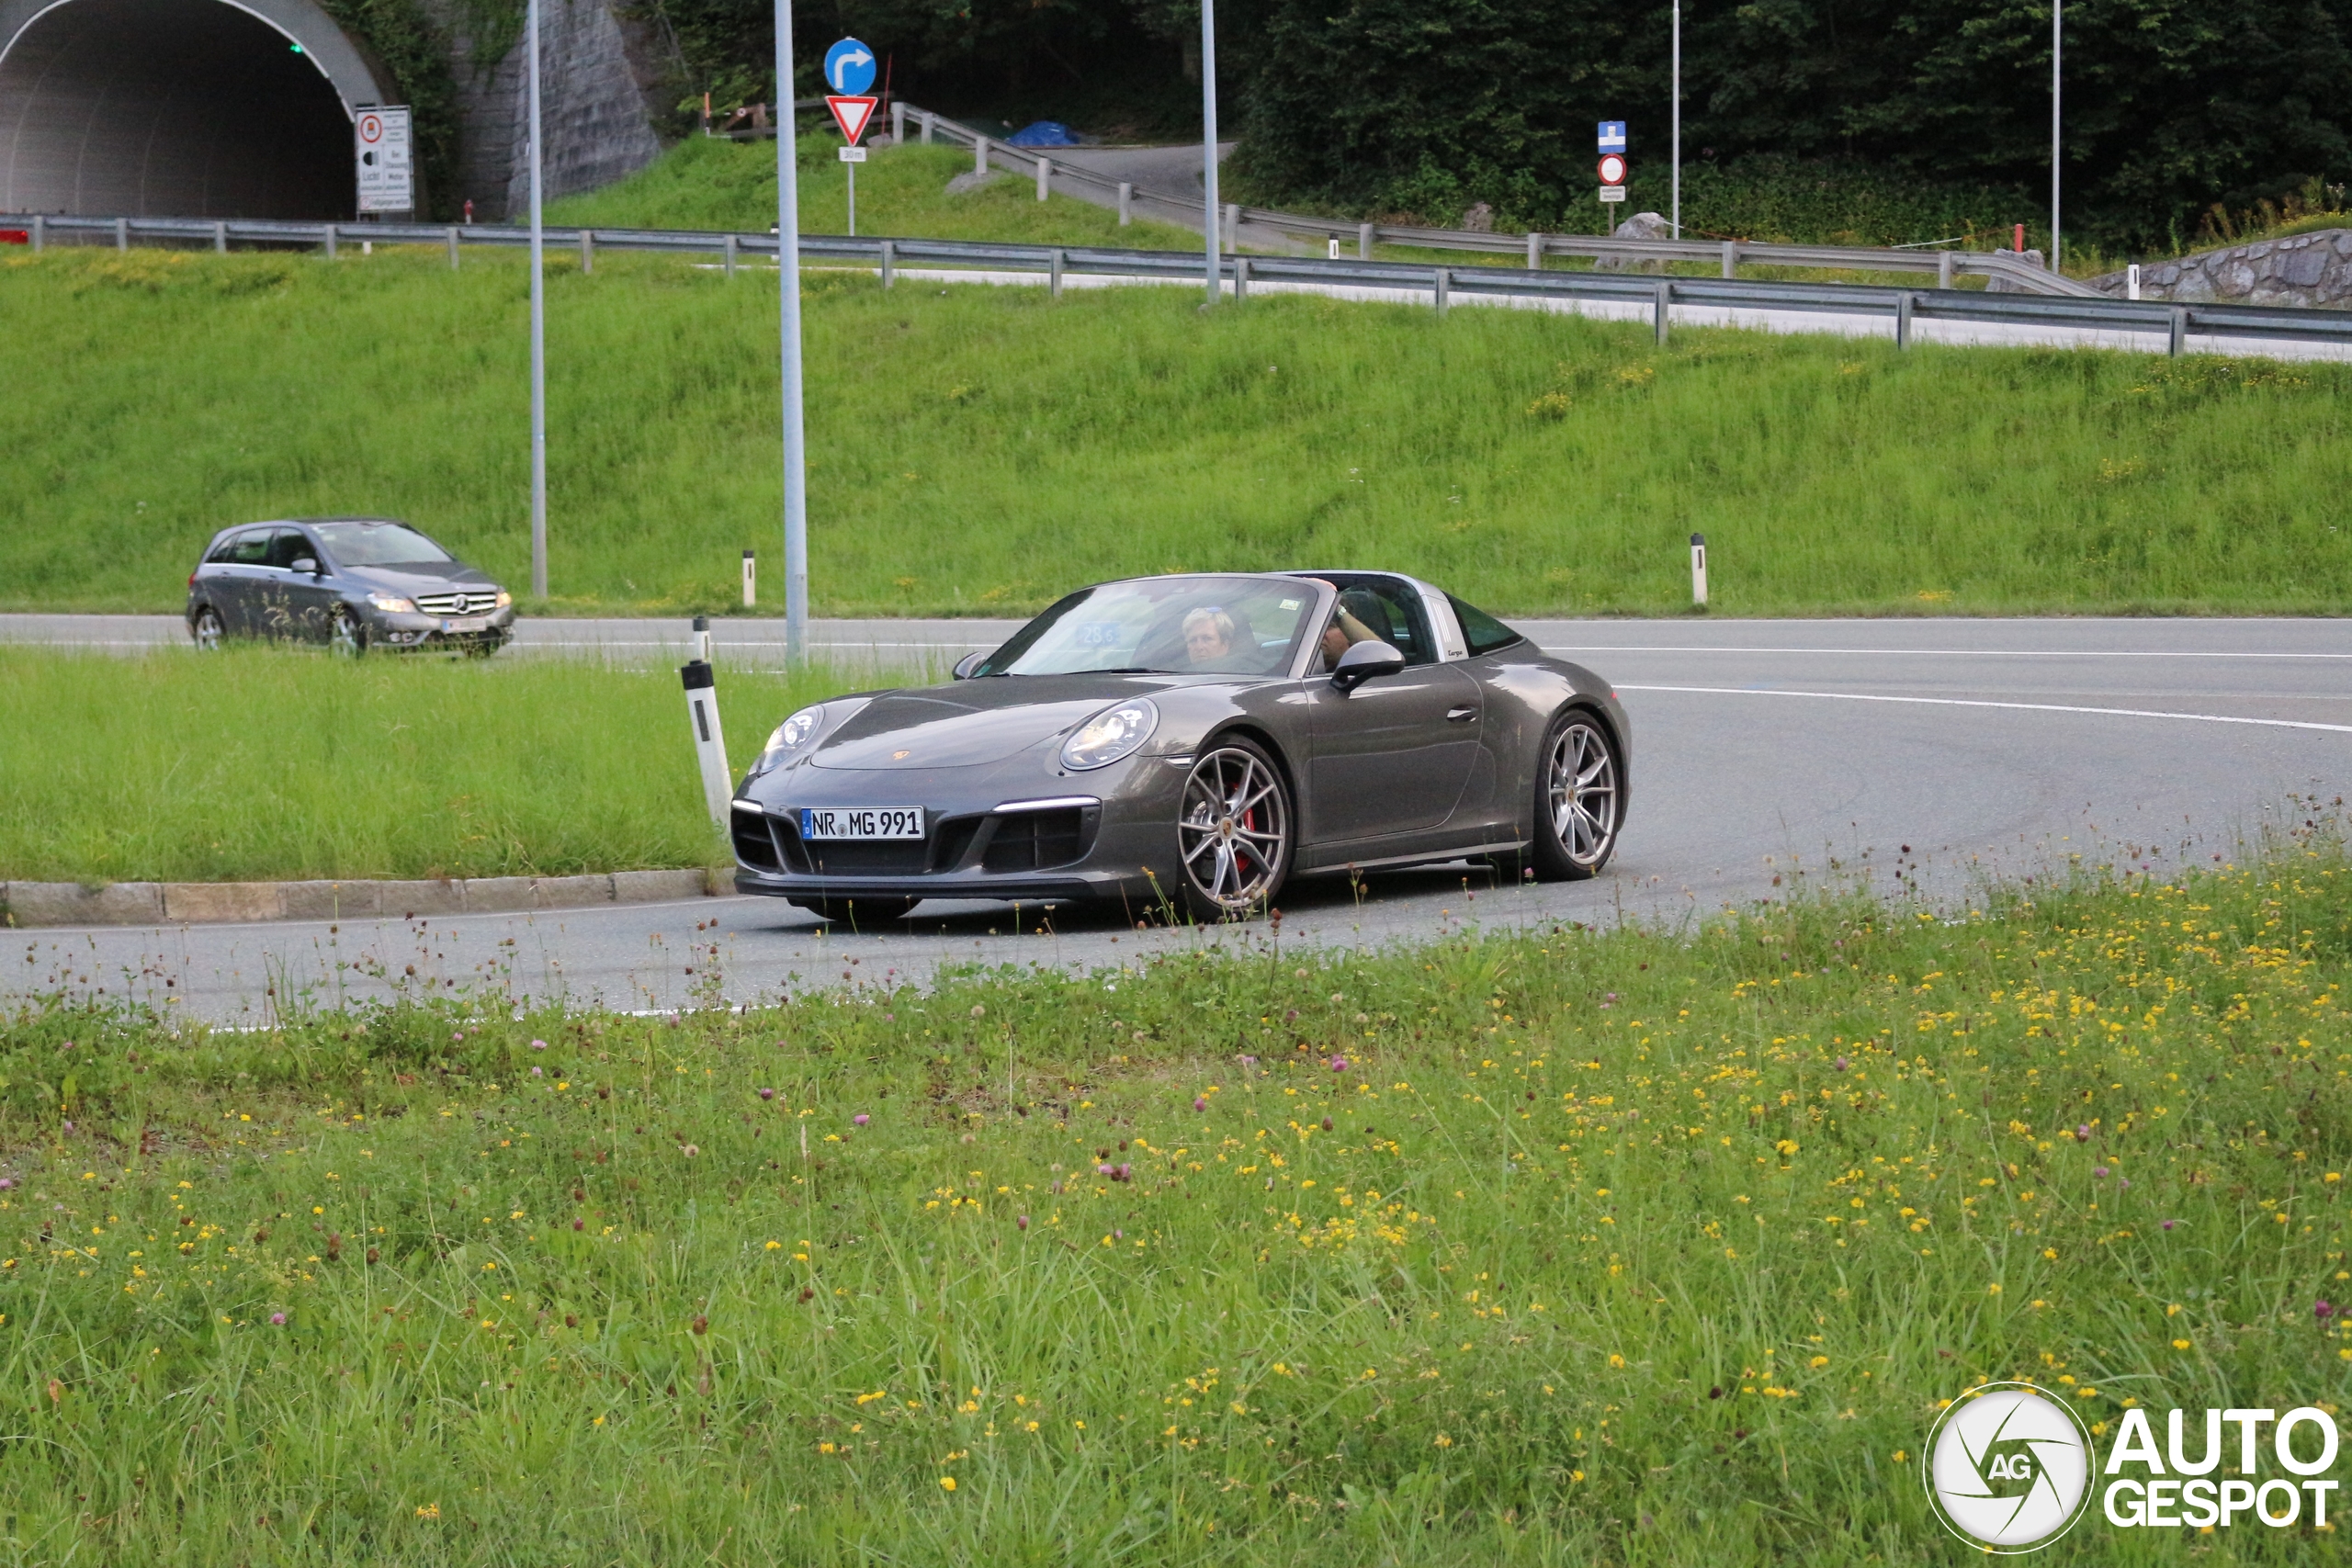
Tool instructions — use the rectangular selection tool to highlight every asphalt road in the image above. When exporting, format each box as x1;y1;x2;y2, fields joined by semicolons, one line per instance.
11;617;2349;1022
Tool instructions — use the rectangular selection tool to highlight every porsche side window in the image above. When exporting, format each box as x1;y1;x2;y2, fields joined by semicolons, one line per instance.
1323;582;1432;668
1448;594;1524;655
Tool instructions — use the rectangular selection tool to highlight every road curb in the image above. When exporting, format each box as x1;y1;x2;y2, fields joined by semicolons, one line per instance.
1;869;727;930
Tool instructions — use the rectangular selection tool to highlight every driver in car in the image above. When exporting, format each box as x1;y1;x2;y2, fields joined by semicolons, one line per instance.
1182;605;1239;668
1313;587;1385;671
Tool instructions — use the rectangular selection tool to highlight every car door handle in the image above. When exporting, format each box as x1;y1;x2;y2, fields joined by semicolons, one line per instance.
1445;705;1477;722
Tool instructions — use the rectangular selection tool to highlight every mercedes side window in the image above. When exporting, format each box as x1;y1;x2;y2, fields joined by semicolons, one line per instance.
1447;593;1525;655
220;530;274;566
265;527;317;570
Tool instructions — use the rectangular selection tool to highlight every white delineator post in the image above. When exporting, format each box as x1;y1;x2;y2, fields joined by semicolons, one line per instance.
742;550;756;607
1690;532;1709;606
1201;0;1220;305
682;658;733;825
1036;155;1050;201
2127;263;2142;301
775;0;809;663
526;0;547;599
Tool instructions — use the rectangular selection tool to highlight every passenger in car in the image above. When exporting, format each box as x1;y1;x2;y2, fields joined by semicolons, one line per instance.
1182;605;1238;667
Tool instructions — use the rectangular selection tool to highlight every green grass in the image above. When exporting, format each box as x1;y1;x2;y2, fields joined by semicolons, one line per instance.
0;649;865;884
4;243;2350;619
547;134;1202;253
2;842;2346;1562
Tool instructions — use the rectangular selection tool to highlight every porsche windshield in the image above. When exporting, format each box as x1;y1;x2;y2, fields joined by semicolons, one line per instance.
978;577;1317;677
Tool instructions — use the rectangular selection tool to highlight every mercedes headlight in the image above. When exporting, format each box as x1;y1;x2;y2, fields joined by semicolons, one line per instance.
493;589;514;609
366;591;416;614
753;705;825;775
1060;698;1158;771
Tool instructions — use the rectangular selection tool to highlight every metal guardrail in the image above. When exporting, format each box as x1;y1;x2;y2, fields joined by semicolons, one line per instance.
9;212;2349;354
887;103;2102;299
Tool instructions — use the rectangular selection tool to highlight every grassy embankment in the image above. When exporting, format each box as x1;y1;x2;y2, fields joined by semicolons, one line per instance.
1;845;2346;1562
4;236;2348;619
0;649;865;884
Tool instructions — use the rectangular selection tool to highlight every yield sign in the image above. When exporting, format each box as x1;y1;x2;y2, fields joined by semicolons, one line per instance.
826;96;877;146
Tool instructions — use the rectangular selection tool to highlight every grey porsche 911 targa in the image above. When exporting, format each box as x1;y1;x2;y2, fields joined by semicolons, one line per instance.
729;571;1627;923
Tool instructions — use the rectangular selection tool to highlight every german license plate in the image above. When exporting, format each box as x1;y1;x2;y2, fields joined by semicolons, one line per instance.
800;807;924;840
441;615;490;633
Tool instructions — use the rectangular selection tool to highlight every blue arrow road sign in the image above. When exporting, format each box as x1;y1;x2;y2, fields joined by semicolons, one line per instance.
1598;121;1626;152
824;39;876;96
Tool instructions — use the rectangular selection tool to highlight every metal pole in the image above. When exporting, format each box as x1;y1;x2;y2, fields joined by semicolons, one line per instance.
2051;0;2062;272
776;0;809;662
1118;181;1132;225
1670;0;1680;240
527;0;548;599
847;164;856;236
1201;0;1220;305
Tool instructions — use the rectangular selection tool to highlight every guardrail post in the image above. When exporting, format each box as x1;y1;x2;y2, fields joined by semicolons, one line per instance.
879;238;895;289
323;224;336;261
1937;249;1954;289
1117;182;1132;226
1036;156;1050;201
974;135;989;175
1358;222;1374;260
1722;240;1737;279
1434;268;1448;314
1653;279;1670;343
1048;247;1063;299
447;227;461;269
115;217;128;252
1235;255;1250;301
922;111;934;145
723;233;737;278
1895;290;1914;349
29;215;41;252
579;229;594;275
890;102;905;145
1525;231;1542;270
2168;308;2187;357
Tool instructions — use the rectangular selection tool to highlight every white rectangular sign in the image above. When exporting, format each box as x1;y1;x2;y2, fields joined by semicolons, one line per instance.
355;107;413;214
1599;186;1627;203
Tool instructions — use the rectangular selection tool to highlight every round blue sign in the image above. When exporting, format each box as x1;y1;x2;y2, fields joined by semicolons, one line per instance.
824;38;876;96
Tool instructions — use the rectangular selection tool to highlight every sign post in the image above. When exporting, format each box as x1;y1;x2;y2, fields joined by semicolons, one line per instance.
354;106;413;216
1597;123;1627;216
824;40;878;240
779;5;810;660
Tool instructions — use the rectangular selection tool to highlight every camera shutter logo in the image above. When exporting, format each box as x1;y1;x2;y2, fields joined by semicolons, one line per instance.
1923;1382;2094;1552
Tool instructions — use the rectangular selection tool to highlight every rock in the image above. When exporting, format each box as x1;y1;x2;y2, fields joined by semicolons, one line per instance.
945;170;1001;196
2085;226;2352;305
1460;202;1494;232
1591;210;1672;271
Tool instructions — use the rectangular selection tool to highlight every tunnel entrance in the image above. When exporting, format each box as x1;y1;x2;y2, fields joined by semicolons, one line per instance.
0;0;373;219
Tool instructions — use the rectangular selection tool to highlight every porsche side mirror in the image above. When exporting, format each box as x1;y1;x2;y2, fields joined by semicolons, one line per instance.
288;557;321;577
952;650;986;680
1329;638;1406;693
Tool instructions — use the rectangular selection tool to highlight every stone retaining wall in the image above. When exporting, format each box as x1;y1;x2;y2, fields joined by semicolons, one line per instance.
2;867;724;928
2090;228;2352;308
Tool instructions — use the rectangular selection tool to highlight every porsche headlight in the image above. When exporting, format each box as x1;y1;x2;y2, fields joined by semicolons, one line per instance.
1060;698;1158;771
753;705;825;774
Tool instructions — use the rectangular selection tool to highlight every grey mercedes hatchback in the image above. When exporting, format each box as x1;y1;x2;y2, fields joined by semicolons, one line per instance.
185;517;514;656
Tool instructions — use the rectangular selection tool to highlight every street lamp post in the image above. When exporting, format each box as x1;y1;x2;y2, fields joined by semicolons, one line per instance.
1670;0;1681;240
526;0;546;598
1201;0;1220;304
776;0;809;660
2051;0;2062;270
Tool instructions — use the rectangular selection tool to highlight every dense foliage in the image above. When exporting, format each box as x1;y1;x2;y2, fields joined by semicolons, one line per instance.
629;0;2351;250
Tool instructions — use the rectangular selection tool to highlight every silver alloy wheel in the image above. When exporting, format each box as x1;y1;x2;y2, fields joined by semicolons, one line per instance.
1545;719;1619;866
1177;746;1290;913
192;607;222;652
328;609;362;658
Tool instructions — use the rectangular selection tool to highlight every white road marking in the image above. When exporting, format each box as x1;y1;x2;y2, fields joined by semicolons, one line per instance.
1616;683;2352;736
1546;645;2352;660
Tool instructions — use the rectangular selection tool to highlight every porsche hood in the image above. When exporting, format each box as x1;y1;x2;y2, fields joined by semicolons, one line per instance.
808;676;1176;770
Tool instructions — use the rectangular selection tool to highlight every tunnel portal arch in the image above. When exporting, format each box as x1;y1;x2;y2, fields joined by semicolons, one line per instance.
0;0;399;219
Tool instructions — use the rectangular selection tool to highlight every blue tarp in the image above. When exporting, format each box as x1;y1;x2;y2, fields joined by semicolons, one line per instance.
1005;120;1083;148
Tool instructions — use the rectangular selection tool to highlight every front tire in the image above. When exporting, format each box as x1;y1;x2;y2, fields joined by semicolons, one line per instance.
1175;739;1293;920
1528;710;1622;881
328;608;367;659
